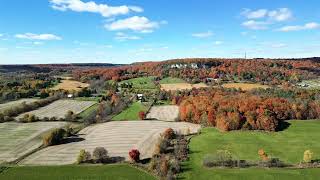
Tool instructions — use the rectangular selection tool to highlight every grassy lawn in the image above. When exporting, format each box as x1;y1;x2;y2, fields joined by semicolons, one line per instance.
0;164;156;180
77;103;99;119
159;77;185;84
112;102;148;121
180;120;320;180
119;77;157;89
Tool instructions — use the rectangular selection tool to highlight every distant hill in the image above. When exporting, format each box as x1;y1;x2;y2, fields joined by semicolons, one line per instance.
0;63;124;73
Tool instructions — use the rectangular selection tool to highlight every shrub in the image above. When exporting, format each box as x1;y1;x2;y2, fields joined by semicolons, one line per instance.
159;156;169;177
259;158;284;168
163;128;175;140
0;113;4;122
169;158;181;174
93;147;108;163
43;128;66;146
138;111;145;120
129;149;140;162
77;149;92;164
65;110;75;121
303;150;313;163
203;150;234;167
258;149;269;161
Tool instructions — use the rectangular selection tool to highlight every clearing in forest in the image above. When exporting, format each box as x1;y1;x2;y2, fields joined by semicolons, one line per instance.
160;83;208;91
222;83;270;91
159;77;186;84
146;105;179;122
16;100;96;119
20;121;201;165
0;99;38;113
51;79;89;91
119;77;157;90
0;121;68;163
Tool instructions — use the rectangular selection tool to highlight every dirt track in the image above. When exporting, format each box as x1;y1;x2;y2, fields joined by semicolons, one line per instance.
20;121;200;165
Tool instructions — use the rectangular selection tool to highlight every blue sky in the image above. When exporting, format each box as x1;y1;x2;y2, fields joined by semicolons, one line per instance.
0;0;320;64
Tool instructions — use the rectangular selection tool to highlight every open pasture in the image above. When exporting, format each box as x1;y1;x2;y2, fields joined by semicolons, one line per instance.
112;102;148;121
180;120;320;179
119;76;157;90
16;100;96;119
222;83;270;91
20;121;201;165
0;99;38;113
0;164;156;180
159;77;186;84
0;122;68;163
160;83;208;91
146;105;179;121
51;79;89;91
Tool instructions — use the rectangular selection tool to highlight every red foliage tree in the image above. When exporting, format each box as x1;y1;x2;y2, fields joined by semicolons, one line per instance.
129;149;140;162
138;111;146;120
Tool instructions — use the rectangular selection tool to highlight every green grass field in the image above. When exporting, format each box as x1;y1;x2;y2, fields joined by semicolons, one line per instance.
77;103;99;119
112;102;148;121
119;77;157;89
180;120;320;180
0;164;156;180
159;77;185;84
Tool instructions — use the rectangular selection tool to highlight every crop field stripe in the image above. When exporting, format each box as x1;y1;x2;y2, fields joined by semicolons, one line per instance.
17;100;97;119
20;121;200;165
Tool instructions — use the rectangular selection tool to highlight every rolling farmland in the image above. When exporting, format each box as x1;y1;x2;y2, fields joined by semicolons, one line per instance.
160;83;208;91
0;99;38;113
222;83;270;91
20;121;201;165
51;79;89;91
146;105;179;121
16;100;96;119
0;122;68;163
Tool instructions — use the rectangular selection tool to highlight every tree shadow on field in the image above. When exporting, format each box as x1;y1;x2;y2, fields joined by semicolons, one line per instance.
276;121;291;131
61;137;85;144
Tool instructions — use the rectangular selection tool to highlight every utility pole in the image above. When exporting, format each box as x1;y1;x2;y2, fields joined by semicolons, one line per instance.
245;52;247;59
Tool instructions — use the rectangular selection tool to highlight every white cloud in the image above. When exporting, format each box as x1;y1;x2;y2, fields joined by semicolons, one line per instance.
242;20;269;30
15;33;62;40
241;8;292;30
50;0;143;17
105;16;159;33
278;22;320;32
241;8;292;22
268;8;292;22
192;31;213;38
0;34;3;37
114;32;141;41
241;9;268;19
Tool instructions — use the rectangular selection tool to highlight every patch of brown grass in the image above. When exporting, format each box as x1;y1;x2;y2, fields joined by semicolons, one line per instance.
222;83;269;91
51;80;89;91
160;83;208;91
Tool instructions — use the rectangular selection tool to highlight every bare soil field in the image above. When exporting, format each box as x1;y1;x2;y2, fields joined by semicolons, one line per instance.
17;100;96;119
51;79;89;91
222;83;270;91
20;121;201;165
0;99;38;113
0;121;68;163
146;105;179;121
160;83;208;91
